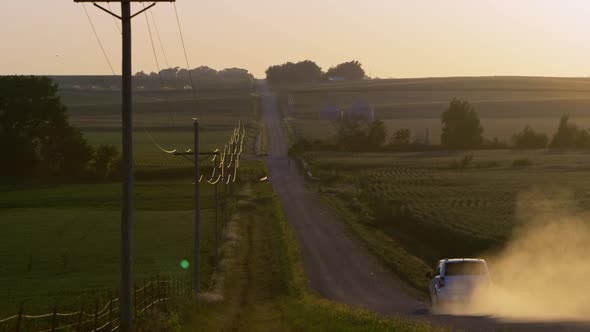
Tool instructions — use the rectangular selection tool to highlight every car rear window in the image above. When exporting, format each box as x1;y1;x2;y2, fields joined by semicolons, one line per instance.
444;261;487;276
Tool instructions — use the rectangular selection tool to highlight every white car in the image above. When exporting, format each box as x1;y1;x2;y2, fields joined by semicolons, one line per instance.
427;258;490;307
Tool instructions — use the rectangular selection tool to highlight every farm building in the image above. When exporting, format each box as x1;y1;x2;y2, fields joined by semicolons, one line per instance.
319;105;343;121
347;102;374;121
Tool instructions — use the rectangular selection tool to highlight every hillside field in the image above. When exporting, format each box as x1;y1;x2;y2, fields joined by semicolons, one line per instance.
281;76;590;144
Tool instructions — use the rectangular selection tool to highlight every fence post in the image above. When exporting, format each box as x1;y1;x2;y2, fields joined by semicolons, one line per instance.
156;275;160;303
51;304;57;332
142;279;146;312
163;277;169;312
133;283;137;319
76;306;83;332
93;299;98;332
108;292;113;331
172;278;176;298
150;277;154;308
15;302;23;332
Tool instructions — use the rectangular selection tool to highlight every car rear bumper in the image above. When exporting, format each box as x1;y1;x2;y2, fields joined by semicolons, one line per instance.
436;290;473;304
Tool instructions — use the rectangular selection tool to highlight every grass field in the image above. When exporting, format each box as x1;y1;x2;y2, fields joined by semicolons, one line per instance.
0;180;220;315
61;88;255;131
302;148;590;293
0;84;258;317
280;76;590;144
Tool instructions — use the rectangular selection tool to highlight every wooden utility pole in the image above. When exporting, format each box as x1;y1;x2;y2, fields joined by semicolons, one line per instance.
193;119;200;294
174;122;220;294
73;2;175;331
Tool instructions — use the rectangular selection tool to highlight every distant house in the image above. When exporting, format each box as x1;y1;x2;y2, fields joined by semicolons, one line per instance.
328;76;345;81
319;105;342;121
347;102;374;122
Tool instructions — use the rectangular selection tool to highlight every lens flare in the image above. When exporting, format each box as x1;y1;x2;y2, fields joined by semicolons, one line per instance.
180;259;190;270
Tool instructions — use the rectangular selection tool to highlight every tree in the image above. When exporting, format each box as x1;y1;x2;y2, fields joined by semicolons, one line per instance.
547;115;590;149
367;120;387;148
265;60;323;84
294;60;323;83
512;126;548;149
325;61;365;80
0;76;94;178
390;129;411;146
550;115;579;148
441;99;483;149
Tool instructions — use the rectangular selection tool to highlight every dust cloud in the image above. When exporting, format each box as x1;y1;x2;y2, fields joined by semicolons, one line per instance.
458;190;590;322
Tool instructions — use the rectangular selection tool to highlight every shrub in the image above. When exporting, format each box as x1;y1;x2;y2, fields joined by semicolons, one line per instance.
390;129;411;147
450;154;474;170
367;120;387;148
92;145;121;181
512;125;548;149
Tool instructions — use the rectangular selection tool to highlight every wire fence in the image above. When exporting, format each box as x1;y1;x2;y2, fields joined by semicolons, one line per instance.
0;277;191;332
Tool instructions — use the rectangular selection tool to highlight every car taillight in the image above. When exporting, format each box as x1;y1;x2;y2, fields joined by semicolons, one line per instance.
438;278;445;288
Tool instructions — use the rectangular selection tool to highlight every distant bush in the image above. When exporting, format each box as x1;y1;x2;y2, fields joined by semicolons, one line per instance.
450;154;474;170
367;120;387;148
512;125;548;149
332;119;390;151
390;129;411;147
511;158;533;168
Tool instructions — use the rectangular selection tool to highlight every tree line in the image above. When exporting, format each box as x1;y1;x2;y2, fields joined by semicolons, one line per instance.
440;98;590;150
134;66;253;89
265;60;366;84
293;98;590;152
0;76;120;181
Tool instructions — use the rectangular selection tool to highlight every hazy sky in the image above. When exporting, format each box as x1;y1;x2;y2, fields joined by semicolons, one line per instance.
2;0;590;78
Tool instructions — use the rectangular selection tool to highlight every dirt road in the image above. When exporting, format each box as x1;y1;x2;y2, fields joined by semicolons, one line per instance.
260;82;590;331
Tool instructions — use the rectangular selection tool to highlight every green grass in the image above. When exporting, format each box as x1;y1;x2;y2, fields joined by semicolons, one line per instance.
0;179;225;315
302;149;590;294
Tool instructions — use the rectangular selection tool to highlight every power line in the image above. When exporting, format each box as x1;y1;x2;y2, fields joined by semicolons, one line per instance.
144;128;177;154
141;4;177;133
143;4;162;74
82;3;116;75
173;3;199;116
149;9;170;68
107;3;122;34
